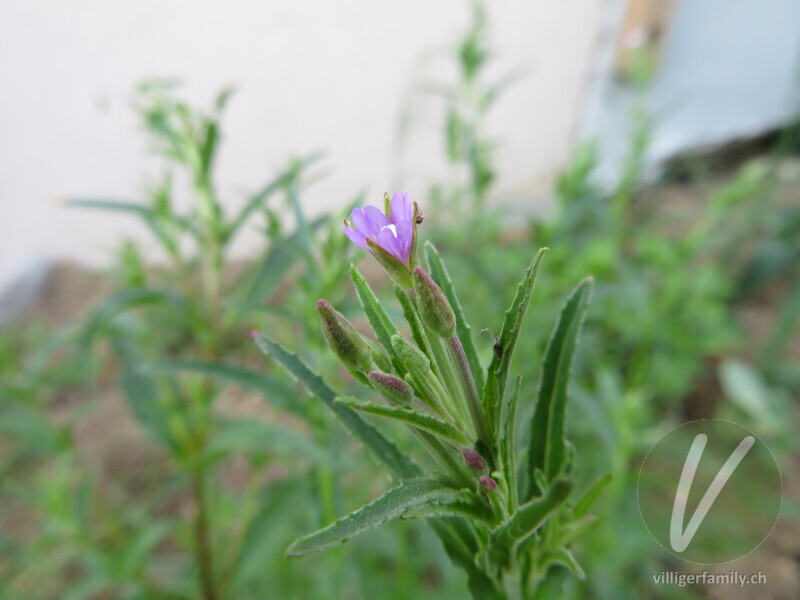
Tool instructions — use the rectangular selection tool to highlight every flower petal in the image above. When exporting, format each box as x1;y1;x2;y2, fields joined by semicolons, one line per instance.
390;193;412;225
364;205;391;231
394;221;413;264
350;207;372;236
377;227;402;262
344;226;369;249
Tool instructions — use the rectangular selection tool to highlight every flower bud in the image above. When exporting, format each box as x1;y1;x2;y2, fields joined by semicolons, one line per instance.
413;267;456;338
390;335;431;373
478;475;499;500
317;299;372;372
367;371;414;407
367;340;393;373
461;448;488;473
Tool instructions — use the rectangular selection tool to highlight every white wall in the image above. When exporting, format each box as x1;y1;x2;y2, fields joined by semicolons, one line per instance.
582;0;800;184
0;0;603;291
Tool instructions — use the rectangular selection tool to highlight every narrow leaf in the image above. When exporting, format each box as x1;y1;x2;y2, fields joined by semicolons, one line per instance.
527;277;593;497
489;476;572;562
483;248;548;438
350;265;402;369
424;241;484;392
573;473;612;518
559;515;601;546
540;547;585;580
286;477;456;556
252;332;419;479
335;397;469;446
239;214;327;302
142;359;298;414
208;418;323;462
498;375;522;512
401;493;490;522
227;151;325;239
82;288;185;343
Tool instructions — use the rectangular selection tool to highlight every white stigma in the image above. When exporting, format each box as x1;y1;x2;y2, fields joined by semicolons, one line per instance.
381;223;397;236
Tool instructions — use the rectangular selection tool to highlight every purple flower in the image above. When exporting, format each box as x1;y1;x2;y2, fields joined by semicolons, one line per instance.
344;193;414;265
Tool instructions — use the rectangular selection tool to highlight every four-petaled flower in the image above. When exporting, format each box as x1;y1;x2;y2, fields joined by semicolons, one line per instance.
344;193;414;265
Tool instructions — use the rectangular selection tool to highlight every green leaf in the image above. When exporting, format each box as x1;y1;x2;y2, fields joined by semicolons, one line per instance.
401;493;489;522
66;198;196;247
238;213;327;302
286;477;457;557
483;248;548;439
207;418;323;462
559;515;600;546
428;520;503;600
82;287;185;343
498;375;522;512
526;277;593;497
199;121;218;178
228;152;325;239
141;359;298;415
120;522;172;578
489;476;572;562
539;547;585;580
252;332;419;479
335;397;469;446
573;473;612;518
67;198;150;214
119;362;177;454
424;241;484;392
227;478;307;590
350;264;402;368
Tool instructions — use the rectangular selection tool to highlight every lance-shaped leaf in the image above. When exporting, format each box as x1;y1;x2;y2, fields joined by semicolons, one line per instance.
286;477;459;557
239;214;327;302
335;397;469;447
141;359;299;417
424;242;484;392
572;473;612;519
498;375;522;512
350;264;402;371
526;277;593;498
82;288;185;344
227;151;325;241
401;492;491;522
482;248;548;439
252;332;419;479
488;476;572;564
539;547;585;580
67;198;196;233
558;515;601;546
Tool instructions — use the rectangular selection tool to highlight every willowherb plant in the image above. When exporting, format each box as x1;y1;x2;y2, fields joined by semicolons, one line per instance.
253;193;605;599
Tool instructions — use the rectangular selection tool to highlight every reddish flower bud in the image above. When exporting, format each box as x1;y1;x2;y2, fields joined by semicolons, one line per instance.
461;448;488;473
367;371;414;407
478;475;499;500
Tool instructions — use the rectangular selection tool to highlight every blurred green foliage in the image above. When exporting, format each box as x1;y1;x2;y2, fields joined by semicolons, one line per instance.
1;4;798;599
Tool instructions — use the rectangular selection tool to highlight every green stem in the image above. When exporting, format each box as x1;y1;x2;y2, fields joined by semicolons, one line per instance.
424;329;476;440
448;334;489;444
191;468;218;600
